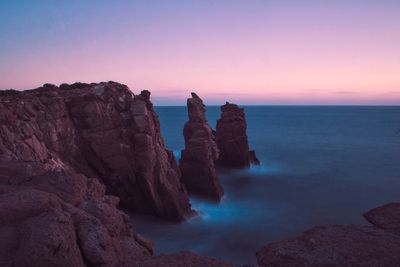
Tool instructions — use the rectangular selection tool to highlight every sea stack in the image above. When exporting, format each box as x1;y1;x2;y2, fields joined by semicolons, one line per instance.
179;93;224;200
0;82;193;221
215;102;260;168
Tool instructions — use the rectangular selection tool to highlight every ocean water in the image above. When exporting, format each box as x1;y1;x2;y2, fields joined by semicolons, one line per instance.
132;106;400;264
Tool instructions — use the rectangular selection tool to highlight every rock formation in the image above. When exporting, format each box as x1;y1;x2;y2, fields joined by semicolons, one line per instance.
0;83;240;267
0;170;152;266
363;202;400;232
256;203;400;266
215;102;259;168
130;251;235;267
179;93;224;200
0;82;192;221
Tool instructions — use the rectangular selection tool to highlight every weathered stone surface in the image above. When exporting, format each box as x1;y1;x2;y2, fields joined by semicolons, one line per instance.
256;204;400;267
0;184;151;267
0;82;213;267
0;82;192;220
179;93;223;200
15;209;86;267
130;251;235;267
363;202;400;232
215;102;259;168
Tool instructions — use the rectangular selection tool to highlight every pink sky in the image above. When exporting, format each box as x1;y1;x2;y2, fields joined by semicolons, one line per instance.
0;1;399;105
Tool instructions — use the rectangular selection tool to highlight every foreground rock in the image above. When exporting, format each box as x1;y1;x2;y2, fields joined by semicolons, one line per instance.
0;82;192;221
215;102;259;168
129;251;235;267
256;203;400;266
363;202;400;232
179;93;223;200
0;174;152;267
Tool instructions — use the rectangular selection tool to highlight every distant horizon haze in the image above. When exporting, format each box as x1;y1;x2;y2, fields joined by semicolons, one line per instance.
1;0;399;105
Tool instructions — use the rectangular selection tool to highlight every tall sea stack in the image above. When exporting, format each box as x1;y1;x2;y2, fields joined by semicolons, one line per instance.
179;93;224;200
215;102;260;168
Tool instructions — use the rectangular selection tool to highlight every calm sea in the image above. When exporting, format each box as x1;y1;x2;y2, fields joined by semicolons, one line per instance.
132;106;400;264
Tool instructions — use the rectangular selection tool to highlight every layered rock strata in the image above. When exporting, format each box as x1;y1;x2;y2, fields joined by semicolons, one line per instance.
215;102;259;168
179;93;223;200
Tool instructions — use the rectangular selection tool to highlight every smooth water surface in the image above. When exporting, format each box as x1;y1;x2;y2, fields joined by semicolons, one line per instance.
132;106;400;264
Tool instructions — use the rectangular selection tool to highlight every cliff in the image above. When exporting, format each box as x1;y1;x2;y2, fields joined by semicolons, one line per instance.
0;82;240;267
0;82;192;220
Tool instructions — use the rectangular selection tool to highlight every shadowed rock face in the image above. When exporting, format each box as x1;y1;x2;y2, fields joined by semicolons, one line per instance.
179;93;224;200
256;203;400;267
215;102;259;169
0;82;237;267
0;82;192;221
0;173;152;267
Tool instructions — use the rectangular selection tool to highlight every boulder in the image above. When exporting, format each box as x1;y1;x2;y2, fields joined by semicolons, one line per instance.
363;202;400;232
0;185;151;267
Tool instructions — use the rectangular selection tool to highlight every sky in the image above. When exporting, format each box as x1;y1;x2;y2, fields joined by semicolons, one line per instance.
0;0;399;105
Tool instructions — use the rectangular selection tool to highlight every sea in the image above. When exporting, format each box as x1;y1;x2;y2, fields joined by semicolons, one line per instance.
131;106;400;264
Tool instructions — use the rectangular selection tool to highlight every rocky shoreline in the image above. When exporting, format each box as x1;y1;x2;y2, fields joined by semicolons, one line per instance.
1;81;398;266
256;203;400;266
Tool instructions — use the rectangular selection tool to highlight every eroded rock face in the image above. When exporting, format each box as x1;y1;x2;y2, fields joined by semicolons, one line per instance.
215;102;259;168
0;82;192;221
0;177;151;267
256;203;400;267
179;93;224;200
0;83;236;267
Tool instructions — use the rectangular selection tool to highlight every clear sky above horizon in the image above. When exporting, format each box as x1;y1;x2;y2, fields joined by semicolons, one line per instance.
0;0;399;105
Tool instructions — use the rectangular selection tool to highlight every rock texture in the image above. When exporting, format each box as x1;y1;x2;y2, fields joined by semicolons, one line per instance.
130;251;236;267
179;93;223;200
363;202;400;232
256;203;400;267
0;175;152;267
215;102;259;168
0;82;192;221
0;83;238;267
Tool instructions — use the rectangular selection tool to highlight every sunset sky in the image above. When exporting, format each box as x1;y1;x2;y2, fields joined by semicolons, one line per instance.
1;0;399;105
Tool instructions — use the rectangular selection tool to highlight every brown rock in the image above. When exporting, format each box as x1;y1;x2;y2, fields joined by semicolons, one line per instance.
15;210;86;267
179;93;224;200
131;251;235;267
0;83;250;267
0;82;192;221
256;204;400;267
257;224;400;267
0;180;152;266
215;102;259;168
134;233;154;254
363;202;400;232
